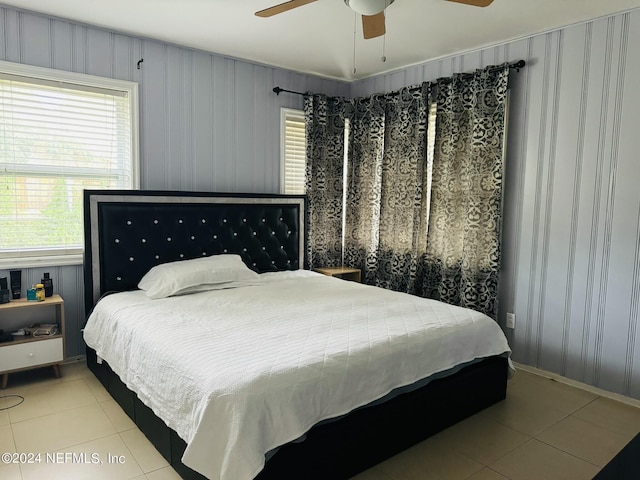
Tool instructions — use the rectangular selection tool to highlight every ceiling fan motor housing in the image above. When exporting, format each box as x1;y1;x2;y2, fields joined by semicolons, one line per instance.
344;0;395;16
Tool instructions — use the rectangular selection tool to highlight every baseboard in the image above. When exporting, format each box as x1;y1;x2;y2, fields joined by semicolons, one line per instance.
513;362;640;409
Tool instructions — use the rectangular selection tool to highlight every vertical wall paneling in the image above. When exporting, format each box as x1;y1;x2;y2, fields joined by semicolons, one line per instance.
184;50;195;190
167;45;184;189
351;9;640;400
19;14;50;67
85;28;112;78
630;202;640;398
533;31;563;371
112;33;132;81
562;17;608;383
558;23;591;377
226;57;237;190
513;35;548;366
498;38;531;349
623;12;640;399
192;51;214;191
585;16;621;388
586;18;612;387
71;24;87;73
234;62;254;192
597;12;633;394
211;55;229;191
0;5;348;357
165;45;176;190
2;9;20;62
139;41;167;189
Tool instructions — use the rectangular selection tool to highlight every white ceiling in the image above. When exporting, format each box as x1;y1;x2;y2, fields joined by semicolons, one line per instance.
3;0;640;81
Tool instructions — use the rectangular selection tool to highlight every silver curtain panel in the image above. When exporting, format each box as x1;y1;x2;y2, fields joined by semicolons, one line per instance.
343;86;431;291
303;94;347;268
423;66;510;319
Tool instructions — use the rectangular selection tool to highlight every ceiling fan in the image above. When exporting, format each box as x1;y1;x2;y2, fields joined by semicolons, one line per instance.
255;0;494;40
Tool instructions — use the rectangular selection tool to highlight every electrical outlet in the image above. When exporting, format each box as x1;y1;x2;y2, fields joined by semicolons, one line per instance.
506;312;516;329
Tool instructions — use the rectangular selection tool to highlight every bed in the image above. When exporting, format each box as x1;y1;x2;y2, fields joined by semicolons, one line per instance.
82;190;511;480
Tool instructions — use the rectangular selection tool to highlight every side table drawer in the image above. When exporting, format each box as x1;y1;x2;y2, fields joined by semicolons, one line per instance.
0;337;63;372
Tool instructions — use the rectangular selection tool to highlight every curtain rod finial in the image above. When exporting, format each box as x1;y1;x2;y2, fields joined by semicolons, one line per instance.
273;87;283;95
512;60;525;71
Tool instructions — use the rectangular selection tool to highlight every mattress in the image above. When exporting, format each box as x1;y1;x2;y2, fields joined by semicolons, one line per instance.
83;270;512;480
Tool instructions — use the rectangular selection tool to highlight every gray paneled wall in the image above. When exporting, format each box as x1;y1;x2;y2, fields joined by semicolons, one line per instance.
352;10;640;399
0;5;349;358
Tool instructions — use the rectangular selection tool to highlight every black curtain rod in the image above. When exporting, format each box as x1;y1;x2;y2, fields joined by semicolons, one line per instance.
272;86;307;96
272;60;526;97
436;59;525;85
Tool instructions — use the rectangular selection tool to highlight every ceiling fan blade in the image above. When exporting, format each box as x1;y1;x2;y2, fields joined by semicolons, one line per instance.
446;0;494;7
362;12;385;39
255;0;318;18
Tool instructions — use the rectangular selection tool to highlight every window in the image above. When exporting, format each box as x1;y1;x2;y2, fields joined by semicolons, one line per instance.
0;61;139;268
280;108;306;195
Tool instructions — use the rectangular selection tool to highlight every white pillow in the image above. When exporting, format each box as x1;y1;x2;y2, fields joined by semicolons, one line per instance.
138;254;260;299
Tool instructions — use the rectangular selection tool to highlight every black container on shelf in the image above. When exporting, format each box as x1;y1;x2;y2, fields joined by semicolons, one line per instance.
10;270;21;299
42;272;54;297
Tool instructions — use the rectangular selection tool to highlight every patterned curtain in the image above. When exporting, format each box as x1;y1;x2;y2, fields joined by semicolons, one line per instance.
422;65;510;319
343;85;431;292
303;94;349;268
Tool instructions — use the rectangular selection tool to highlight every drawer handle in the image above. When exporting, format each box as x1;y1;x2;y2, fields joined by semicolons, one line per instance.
28;353;35;358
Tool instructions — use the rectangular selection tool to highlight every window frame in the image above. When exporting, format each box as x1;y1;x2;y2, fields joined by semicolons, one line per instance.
0;60;140;269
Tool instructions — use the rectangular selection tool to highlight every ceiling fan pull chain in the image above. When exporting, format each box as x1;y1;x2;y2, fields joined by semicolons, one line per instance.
353;11;358;74
381;31;387;63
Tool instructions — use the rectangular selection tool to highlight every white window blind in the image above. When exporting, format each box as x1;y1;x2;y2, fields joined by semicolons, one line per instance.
0;61;139;267
280;108;306;195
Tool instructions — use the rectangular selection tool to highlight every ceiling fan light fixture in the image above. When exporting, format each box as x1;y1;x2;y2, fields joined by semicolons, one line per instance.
344;0;394;16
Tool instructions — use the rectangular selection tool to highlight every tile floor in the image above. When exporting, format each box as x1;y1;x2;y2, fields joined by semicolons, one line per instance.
1;360;640;480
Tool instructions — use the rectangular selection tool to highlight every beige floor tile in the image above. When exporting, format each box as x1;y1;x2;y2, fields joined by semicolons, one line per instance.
506;370;598;415
58;361;93;381
4;361;92;392
479;391;570;436
2;365;68;393
0;463;22;480
84;374;112;403
100;398;137;432
0;423;16;453
8;379;98;423
465;468;510;480
573;397;640;440
349;466;394;480
12;403;116;453
377;436;484;480
0;396;10;426
20;433;144;480
536;414;630;467
145;466;183;480
120;428;169;473
490;438;600;480
432;414;530;465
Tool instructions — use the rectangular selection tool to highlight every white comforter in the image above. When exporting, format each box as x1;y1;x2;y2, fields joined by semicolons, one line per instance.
83;270;511;480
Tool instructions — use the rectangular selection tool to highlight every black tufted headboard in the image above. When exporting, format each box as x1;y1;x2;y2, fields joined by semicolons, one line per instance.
83;190;306;314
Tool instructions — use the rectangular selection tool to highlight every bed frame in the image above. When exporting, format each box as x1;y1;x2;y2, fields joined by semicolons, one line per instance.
83;190;508;480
